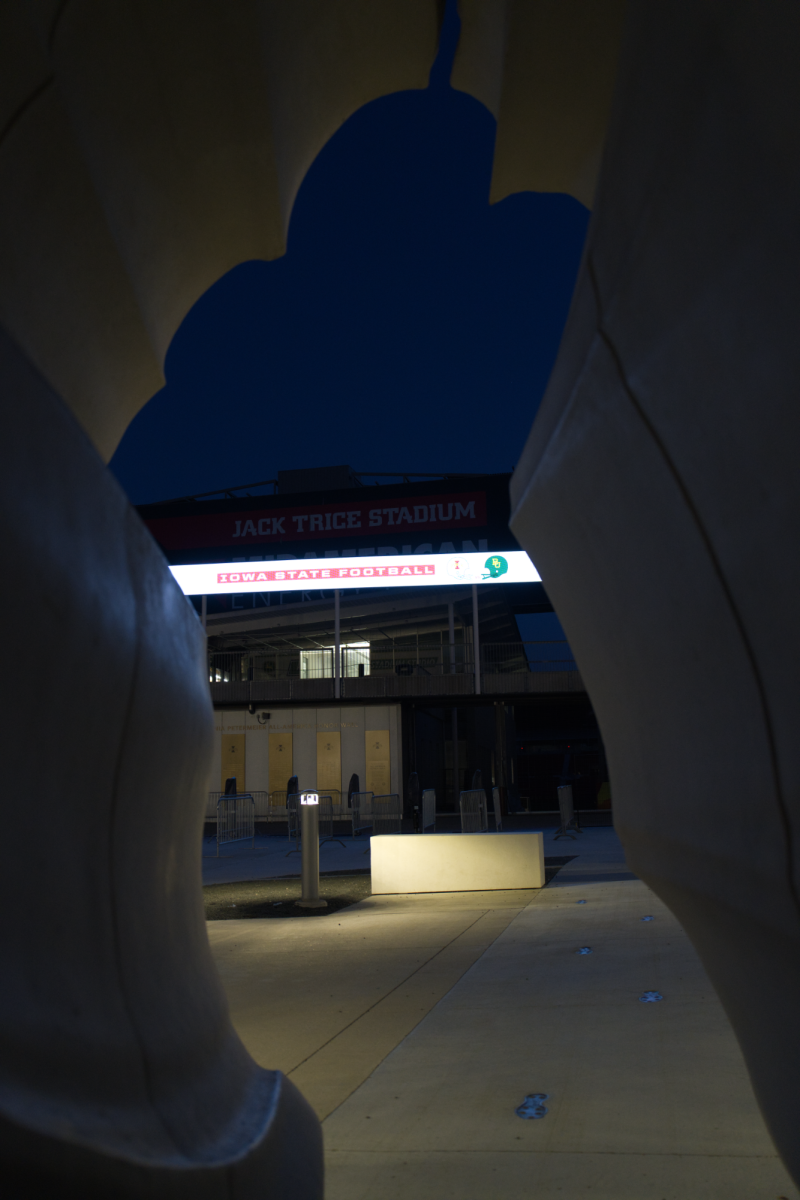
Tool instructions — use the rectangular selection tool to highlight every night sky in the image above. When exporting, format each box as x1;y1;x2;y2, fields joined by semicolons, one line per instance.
109;2;589;507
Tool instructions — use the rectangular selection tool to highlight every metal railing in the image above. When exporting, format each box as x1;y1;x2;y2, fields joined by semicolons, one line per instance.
370;794;403;835
266;790;291;817
287;793;301;846
207;790;271;819
209;649;334;684
216;794;255;856
421;788;436;832
364;644;472;677
491;786;503;832
209;642;577;691
319;793;348;844
350;792;374;838
481;642;577;673
459;789;488;833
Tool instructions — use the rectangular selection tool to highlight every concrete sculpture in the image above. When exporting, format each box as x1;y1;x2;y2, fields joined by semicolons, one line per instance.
509;0;800;1183
1;0;798;1192
0;326;322;1193
0;2;441;1193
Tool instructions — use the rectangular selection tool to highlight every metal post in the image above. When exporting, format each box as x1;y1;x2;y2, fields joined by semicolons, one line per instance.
554;784;579;841
448;600;455;674
334;589;341;699
201;594;207;630
472;584;481;695
296;793;327;907
494;702;507;824
452;706;459;809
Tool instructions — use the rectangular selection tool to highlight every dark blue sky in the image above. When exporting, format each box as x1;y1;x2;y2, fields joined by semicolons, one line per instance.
110;3;589;506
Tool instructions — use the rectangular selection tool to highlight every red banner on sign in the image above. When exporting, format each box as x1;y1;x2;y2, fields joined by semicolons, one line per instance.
145;492;486;550
216;564;437;583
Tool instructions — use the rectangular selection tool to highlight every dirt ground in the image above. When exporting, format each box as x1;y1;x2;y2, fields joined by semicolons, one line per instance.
204;871;372;920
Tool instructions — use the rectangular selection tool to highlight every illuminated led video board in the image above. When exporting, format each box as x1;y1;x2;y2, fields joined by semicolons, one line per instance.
170;549;540;595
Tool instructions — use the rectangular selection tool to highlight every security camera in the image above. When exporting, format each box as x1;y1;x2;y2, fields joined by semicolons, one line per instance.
247;703;257;714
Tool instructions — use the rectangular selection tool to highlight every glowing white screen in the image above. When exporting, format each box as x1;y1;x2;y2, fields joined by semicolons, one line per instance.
170;550;540;595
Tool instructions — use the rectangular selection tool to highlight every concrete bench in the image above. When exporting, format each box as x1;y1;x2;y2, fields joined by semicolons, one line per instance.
370;832;545;894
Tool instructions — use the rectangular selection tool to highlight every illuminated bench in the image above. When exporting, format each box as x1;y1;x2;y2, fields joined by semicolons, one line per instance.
370;832;545;894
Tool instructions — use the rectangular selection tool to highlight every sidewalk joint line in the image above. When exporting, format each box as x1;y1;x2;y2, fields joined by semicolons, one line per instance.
288;909;491;1083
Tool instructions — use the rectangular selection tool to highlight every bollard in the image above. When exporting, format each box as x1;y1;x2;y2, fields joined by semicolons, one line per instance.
295;793;327;908
554;783;580;841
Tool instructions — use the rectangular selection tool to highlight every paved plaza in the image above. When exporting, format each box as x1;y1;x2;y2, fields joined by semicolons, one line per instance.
206;828;799;1199
202;828;373;886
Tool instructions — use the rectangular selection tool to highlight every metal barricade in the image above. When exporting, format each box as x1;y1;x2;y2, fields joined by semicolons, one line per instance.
371;794;402;835
459;789;488;833
319;793;345;847
492;786;503;832
287;793;301;847
268;790;288;824
216;794;255;856
208;790;269;820
249;790;270;820
350;792;374;837
421;788;436;832
318;793;333;838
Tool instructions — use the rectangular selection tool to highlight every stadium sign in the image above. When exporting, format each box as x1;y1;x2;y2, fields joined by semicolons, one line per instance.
170;550;540;595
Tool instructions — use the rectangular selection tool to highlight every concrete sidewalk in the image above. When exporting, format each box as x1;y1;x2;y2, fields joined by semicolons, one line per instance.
206;829;799;1198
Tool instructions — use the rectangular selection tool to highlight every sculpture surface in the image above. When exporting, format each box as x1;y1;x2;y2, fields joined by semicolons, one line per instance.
0;328;322;1194
510;0;800;1181
0;4;442;1191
